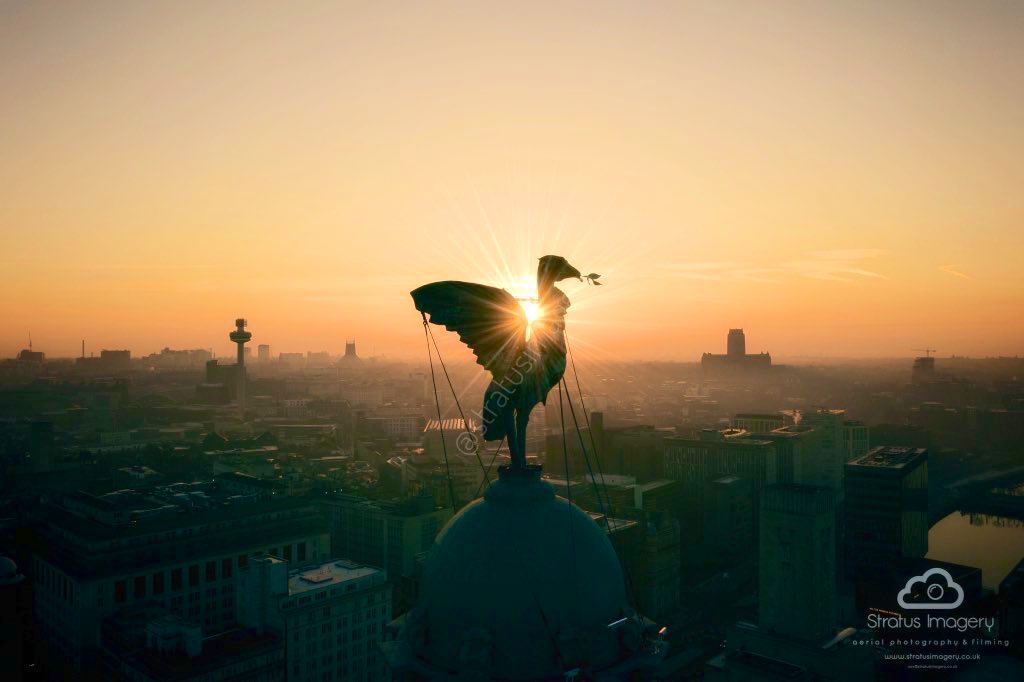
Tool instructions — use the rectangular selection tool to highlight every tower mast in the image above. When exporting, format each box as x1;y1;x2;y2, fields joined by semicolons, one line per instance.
229;318;252;420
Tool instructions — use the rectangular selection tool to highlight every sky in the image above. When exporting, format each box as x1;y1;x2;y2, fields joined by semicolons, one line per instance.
1;0;1022;361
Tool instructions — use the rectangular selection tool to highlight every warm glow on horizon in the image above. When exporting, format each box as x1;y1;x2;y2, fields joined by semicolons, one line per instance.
1;2;1022;360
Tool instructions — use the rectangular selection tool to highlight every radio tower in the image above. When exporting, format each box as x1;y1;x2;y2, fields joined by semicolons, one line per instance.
229;318;252;419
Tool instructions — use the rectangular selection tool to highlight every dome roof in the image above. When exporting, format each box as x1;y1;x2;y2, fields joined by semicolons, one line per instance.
405;467;641;680
0;556;23;587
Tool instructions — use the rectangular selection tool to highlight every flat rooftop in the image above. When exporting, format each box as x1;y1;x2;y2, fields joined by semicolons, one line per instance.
288;559;382;595
849;446;927;469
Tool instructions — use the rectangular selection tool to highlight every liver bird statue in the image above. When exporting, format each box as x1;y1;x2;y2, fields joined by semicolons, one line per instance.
411;255;599;472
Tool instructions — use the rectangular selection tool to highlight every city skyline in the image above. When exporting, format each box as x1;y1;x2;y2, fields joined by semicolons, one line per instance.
2;1;1023;360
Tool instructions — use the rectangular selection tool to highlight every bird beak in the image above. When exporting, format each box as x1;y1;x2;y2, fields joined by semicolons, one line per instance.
563;263;582;282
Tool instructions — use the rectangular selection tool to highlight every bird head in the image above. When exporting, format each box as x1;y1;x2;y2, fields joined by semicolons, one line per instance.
538;255;582;284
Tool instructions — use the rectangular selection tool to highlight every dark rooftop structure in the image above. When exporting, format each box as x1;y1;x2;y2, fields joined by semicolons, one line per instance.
848;446;927;470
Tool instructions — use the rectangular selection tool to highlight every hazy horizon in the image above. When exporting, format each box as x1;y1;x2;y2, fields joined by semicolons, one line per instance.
3;1;1022;361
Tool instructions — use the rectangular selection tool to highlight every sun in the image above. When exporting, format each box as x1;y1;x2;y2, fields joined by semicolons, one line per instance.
519;299;541;340
521;300;540;325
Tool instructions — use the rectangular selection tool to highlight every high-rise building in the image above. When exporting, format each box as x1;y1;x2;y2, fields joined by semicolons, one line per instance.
704;476;754;563
732;413;786;434
844;446;928;579
322;492;450;613
798;409;870;497
843;420;870;461
759;484;837;643
760;425;820;485
257;344;271;362
664;429;776;541
239;556;391;682
28;490;328;674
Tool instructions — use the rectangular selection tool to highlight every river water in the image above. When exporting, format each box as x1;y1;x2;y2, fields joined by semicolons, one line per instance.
927;511;1024;589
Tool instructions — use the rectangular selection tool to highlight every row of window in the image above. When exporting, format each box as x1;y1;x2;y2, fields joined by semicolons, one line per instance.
112;542;309;603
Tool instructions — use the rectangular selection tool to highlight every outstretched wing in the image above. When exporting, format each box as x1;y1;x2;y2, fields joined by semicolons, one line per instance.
411;281;527;378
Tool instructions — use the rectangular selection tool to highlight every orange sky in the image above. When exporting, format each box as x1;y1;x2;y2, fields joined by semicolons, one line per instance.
1;1;1022;361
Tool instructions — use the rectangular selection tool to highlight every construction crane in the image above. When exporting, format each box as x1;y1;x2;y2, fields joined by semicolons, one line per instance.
912;348;937;357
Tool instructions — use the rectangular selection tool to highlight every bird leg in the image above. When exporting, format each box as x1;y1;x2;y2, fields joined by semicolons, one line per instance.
513;408;529;471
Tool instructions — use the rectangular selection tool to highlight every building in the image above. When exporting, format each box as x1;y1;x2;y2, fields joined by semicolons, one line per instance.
322;492;450;613
999;558;1024;656
844;446;928;580
257;344;271;363
759;485;836;643
732;413;785;434
704;476;754;564
27;491;329;675
0;556;26;681
706;622;876;681
600;422;670;482
911;355;936;384
100;350;132;372
101;612;285;682
552;476;682;617
17;348;45;362
214;471;287;501
760;425;820;486
843;420;870;461
421;418;478;463
664;429;776;543
382;467;667;679
239;557;391;682
341;341;360;365
701;329;772;373
798;409;871;496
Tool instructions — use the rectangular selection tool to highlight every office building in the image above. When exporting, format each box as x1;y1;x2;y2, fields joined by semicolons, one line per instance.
732;413;785;434
28;490;328;675
798;409;871;496
844;446;928;579
664;429;776;542
240;557;391;682
703;476;754;563
759;484;836;643
322;493;450;613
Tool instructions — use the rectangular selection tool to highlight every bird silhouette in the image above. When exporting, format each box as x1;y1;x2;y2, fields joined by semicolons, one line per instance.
411;255;595;472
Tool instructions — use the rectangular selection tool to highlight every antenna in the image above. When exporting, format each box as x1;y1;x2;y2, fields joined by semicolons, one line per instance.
29;332;32;351
912;348;937;358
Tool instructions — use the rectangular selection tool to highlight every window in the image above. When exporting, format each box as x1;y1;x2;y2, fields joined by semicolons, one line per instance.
133;575;146;599
153;572;165;595
188;565;199;587
206;561;216;582
298;542;307;561
171;568;183;590
114;580;127;603
221;558;233;578
284;545;293;561
238;554;248;569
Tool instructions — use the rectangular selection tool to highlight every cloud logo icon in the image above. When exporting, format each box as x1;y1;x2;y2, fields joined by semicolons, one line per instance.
897;568;964;610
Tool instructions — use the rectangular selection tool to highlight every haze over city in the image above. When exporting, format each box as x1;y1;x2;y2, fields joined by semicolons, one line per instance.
2;0;1022;361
